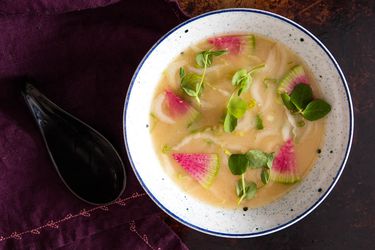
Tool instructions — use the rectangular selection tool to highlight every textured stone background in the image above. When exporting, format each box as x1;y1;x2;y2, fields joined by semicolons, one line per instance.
165;0;375;249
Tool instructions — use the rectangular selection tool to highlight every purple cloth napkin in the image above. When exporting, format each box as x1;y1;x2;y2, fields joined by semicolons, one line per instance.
0;0;121;15
0;0;188;249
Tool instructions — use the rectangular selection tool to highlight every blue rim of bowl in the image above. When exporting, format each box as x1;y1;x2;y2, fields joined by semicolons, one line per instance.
123;8;354;238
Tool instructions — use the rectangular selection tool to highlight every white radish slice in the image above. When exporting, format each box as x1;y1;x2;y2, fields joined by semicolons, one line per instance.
152;93;175;124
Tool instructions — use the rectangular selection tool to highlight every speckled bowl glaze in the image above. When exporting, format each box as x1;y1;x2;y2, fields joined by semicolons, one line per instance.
123;9;354;237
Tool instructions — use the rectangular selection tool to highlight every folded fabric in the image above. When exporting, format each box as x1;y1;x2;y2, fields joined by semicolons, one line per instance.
0;0;188;249
56;215;188;250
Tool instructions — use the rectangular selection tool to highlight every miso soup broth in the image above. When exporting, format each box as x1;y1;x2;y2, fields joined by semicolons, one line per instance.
149;34;330;208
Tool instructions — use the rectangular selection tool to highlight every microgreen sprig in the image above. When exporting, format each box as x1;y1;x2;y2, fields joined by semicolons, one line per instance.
179;49;226;104
223;93;248;133
281;83;331;121
223;64;264;133
228;150;274;204
232;64;265;95
236;174;257;205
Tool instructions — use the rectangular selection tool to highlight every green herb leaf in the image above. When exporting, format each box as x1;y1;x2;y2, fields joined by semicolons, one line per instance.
236;179;257;200
224;112;237;132
161;145;172;154
231;65;264;96
297;119;305;127
255;114;264;130
232;69;251;96
231;69;248;85
249;64;265;74
302;99;331;121
225;64;266;133
209;50;227;57
195;50;227;68
179;67;185;78
195;53;206;68
290;84;313;111
265;153;274;169
180;72;203;97
228;97;247;119
185;50;226;103
228;154;248;175
281;93;298;112
261;168;270;184
246;150;269;169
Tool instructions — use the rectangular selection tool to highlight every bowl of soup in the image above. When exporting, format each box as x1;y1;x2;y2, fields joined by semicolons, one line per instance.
123;9;353;237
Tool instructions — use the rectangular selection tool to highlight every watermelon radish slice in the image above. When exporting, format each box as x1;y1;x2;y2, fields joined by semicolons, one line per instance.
164;90;199;123
208;36;242;54
278;65;309;94
172;153;219;188
270;139;299;184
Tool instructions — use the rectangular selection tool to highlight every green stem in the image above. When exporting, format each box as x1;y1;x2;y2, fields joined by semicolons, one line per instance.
195;55;208;105
237;173;246;205
206;82;221;92
227;88;238;108
195;95;201;105
249;63;265;74
198;64;207;94
242;173;246;190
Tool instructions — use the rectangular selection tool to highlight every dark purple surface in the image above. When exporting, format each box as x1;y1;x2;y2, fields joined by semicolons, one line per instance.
0;0;121;15
0;0;187;249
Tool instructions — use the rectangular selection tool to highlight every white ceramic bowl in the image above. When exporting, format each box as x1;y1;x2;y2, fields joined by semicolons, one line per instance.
123;9;354;238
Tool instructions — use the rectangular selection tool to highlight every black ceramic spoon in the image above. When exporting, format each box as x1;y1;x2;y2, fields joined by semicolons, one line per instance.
22;83;126;205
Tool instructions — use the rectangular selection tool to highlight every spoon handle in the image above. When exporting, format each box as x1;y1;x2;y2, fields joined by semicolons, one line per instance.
22;83;52;128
